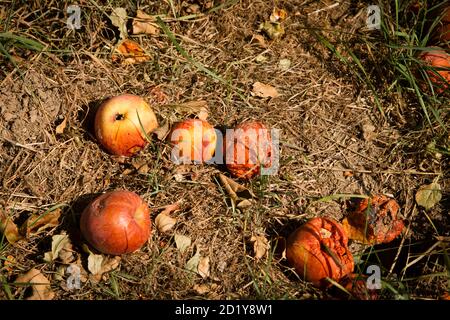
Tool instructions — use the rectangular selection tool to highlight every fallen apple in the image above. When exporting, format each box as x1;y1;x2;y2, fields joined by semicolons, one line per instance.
224;121;272;180
342;195;404;245
286;217;354;288
94;94;158;157
168;119;217;163
336;273;378;300
418;48;450;93
80;190;151;255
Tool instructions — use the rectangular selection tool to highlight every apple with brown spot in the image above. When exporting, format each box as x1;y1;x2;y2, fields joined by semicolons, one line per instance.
94;94;158;157
80;190;151;255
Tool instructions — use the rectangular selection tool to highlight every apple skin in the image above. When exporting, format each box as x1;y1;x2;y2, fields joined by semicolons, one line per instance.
224;121;272;180
418;49;450;93
80;190;151;255
168;119;217;163
286;217;354;288
94;94;158;157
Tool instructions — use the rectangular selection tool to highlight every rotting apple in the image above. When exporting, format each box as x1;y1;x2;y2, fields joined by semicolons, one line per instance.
342;195;404;245
94;94;158;157
168;119;217;163
335;273;378;300
418;48;450;93
224;121;272;180
80;190;151;255
286;217;354;288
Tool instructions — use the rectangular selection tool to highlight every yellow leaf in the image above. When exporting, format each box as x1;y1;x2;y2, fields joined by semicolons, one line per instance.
0;210;21;243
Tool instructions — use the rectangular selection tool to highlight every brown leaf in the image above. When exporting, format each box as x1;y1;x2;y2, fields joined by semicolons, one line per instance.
112;39;151;65
251;34;268;48
415;182;442;210
21;208;62;237
132;10;160;35
170;100;209;120
153;120;171;141
55;117;67;134
44;233;74;263
362;123;376;141
88;254;121;282
198;256;210;279
15;269;55;300
155;213;177;233
252;81;279;98
250;235;269;260
0;210;21;243
218;174;256;209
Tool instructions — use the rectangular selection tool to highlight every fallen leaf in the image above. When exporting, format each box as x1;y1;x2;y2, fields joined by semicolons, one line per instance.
155;213;177;233
131;159;149;175
112;39;151;65
132;10;160;36
250;235;269;260
155;202;180;233
55;117;67;134
153;120;171;141
251;34;268;48
362;123;376;141
44;233;74;264
110;7;128;40
4;255;16;273
88;253;121;282
185;250;200;273
0;210;21;243
15;269;55;300
170;100;209;120
149;86;169;104
416;182;442;210
270;7;288;23
218;174;256;209
21;208;62;237
252;81;279;98
175;234;191;254
278;58;291;71
193;284;210;295
198;256;210;279
259;21;285;39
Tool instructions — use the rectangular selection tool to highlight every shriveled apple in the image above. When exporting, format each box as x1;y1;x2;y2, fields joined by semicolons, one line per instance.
94;94;158;157
342;195;404;245
286;217;354;288
168;119;217;163
224;121;272;180
80;190;151;255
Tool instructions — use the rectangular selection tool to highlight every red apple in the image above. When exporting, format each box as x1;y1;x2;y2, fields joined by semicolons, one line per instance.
80;190;151;255
94;94;158;157
418;48;450;93
168;119;217;163
286;217;354;288
224;121;272;180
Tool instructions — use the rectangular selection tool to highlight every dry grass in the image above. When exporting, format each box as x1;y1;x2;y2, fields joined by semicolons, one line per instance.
0;0;449;300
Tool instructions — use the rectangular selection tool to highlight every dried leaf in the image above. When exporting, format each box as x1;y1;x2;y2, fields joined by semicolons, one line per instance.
218;174;256;209
185;250;200;273
109;7;128;40
250;235;269;260
259;21;285;39
362;123;376;141
193;284;210;295
273;236;287;261
4;255;15;273
198;256;210;279
132;10;160;35
155;213;177;233
170;100;209;120
0;210;21;243
416;182;442;210
278;58;291;71
252;81;279;98
88;254;121;282
252;34;268;48
153;120;171;141
270;7;287;23
174;234;191;253
15;269;55;300
22;209;62;237
44;233;74;264
112;39;151;65
55;117;67;134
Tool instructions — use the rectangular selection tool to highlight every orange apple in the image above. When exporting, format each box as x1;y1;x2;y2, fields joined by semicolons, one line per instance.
168;119;217;163
94;94;158;157
418;48;450;93
80;190;151;255
224;121;272;180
